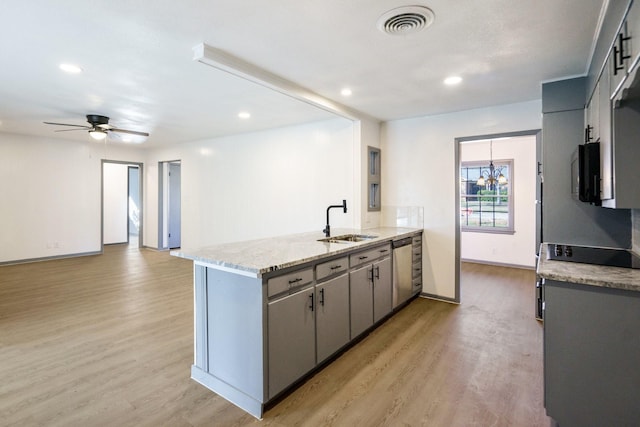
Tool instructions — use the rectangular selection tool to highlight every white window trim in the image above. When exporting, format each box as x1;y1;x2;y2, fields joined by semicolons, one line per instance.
460;159;514;234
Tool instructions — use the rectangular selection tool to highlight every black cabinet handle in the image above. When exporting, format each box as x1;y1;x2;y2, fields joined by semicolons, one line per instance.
379;249;389;253
359;256;368;260
288;278;302;284
369;268;375;284
319;288;325;306
309;293;314;311
330;265;342;270
584;125;593;142
614;32;631;75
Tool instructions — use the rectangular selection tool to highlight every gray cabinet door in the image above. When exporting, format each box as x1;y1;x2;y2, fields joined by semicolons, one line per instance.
373;257;392;323
600;53;614;201
316;273;350;363
267;287;316;399
544;281;640;426
349;265;373;338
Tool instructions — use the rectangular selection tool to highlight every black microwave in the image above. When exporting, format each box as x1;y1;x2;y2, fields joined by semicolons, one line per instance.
571;142;601;205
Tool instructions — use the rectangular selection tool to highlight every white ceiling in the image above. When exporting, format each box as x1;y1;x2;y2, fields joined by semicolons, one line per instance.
0;0;605;147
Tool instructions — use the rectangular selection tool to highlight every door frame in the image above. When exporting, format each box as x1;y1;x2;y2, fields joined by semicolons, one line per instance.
157;160;181;250
101;159;144;250
454;129;541;303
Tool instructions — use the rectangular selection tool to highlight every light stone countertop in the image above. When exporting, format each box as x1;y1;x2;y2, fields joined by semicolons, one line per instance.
537;243;640;292
171;227;422;277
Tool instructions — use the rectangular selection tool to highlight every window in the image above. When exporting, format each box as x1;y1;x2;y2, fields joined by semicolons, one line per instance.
460;160;513;233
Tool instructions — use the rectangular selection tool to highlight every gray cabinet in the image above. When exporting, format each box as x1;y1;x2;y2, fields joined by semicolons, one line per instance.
349;264;374;338
349;243;392;338
600;53;614;200
188;232;422;418
267;284;316;399
544;280;640;426
372;257;392;323
411;235;423;295
588;0;640;208
627;0;640;72
315;273;350;363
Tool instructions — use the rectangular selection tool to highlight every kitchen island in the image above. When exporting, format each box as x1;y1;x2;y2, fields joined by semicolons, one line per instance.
172;227;423;418
537;243;640;426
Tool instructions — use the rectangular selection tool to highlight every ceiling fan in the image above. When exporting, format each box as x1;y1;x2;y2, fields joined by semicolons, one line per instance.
44;114;149;141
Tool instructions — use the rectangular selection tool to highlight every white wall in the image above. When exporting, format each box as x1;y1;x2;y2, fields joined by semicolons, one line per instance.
0;132;144;263
145;118;357;250
382;100;541;300
460;136;537;268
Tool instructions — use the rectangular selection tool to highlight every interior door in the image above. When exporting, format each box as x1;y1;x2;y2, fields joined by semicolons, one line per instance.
128;166;140;243
168;162;181;249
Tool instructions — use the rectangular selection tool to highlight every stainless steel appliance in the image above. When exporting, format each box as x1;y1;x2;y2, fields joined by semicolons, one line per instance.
392;237;413;308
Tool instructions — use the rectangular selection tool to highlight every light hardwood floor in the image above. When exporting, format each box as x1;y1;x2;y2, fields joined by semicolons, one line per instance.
0;246;548;426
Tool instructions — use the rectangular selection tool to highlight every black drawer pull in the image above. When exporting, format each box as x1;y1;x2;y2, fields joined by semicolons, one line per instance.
330;265;342;270
379;249;389;253
288;278;302;284
359;256;368;260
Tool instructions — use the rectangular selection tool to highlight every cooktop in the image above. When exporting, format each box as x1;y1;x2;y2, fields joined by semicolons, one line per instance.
546;244;640;269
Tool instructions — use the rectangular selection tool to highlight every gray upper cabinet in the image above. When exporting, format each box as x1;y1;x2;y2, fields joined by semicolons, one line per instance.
627;0;640;72
315;273;350;363
599;53;613;201
586;0;640;208
267;285;316;399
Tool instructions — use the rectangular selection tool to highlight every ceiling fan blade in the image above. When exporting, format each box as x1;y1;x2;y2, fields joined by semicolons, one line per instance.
110;128;150;137
54;128;90;132
43;121;90;128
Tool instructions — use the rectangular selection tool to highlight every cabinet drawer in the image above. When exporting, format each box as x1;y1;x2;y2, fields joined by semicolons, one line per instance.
412;276;422;293
412;263;422;278
349;243;391;268
412;247;422;263
267;267;314;298
411;235;422;246
316;256;348;281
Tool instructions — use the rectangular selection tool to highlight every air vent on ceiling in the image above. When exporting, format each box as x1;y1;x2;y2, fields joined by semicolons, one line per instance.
377;5;435;35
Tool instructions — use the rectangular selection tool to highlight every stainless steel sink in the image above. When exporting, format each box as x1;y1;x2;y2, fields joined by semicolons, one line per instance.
318;234;378;243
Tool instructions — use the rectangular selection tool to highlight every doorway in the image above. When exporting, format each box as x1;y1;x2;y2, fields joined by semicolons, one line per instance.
454;130;541;303
102;160;143;248
158;160;181;250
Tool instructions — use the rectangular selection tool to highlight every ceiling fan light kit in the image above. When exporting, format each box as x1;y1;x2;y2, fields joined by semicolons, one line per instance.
89;129;107;140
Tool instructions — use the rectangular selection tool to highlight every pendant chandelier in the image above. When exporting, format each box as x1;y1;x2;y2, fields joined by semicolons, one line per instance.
476;140;507;187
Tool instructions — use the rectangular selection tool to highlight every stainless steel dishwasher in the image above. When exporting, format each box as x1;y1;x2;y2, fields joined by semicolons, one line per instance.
392;237;413;308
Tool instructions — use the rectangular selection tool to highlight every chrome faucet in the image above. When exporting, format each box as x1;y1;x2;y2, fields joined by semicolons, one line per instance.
323;200;347;237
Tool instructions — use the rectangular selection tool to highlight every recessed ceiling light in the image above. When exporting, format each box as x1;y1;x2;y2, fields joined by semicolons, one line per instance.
238;112;251;119
341;88;352;97
59;63;83;74
444;76;462;86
